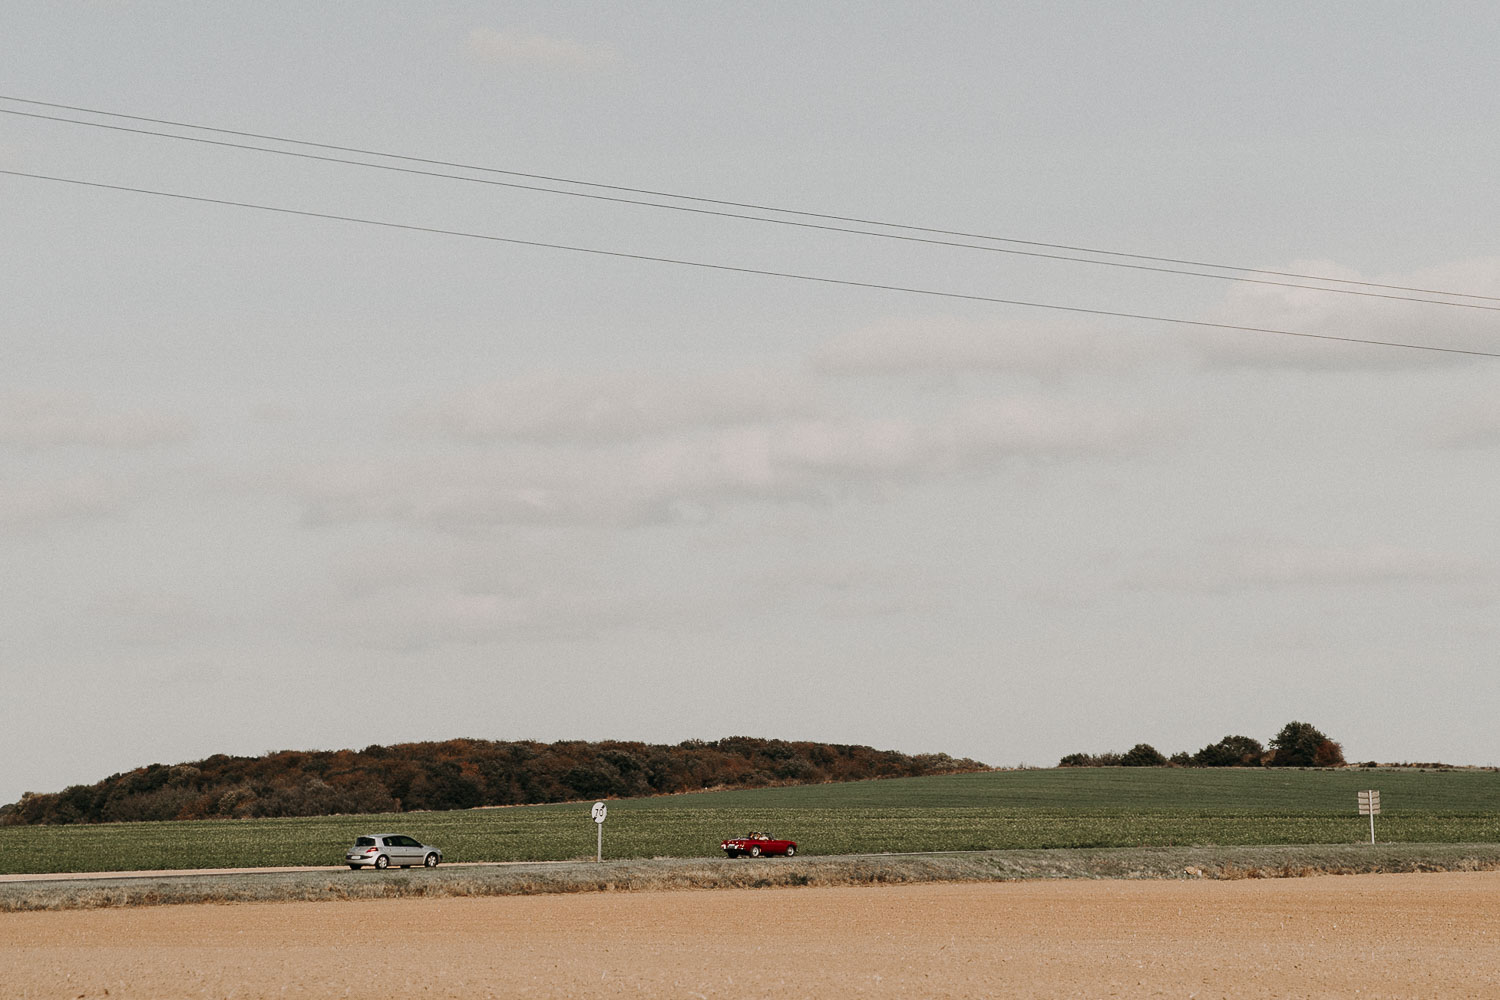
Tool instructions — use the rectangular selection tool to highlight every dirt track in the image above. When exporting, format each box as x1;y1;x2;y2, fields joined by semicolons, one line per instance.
5;871;1498;999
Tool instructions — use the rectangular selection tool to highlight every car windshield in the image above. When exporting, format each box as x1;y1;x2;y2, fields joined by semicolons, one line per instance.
355;837;376;847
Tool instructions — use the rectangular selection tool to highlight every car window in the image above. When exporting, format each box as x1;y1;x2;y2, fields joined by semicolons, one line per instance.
393;836;416;846
355;837;375;847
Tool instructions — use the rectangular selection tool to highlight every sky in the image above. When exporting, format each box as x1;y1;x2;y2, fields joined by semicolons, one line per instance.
2;2;1497;806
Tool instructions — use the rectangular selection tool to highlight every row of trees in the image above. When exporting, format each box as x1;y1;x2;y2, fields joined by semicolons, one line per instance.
1059;722;1346;769
0;737;989;826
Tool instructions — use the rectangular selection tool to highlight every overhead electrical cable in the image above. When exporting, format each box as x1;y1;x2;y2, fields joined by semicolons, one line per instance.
2;94;1497;309
3;167;1495;361
6;107;1499;314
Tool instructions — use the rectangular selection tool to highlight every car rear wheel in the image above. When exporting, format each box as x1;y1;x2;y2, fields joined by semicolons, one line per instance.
785;845;796;857
424;853;439;868
749;845;761;857
374;855;389;870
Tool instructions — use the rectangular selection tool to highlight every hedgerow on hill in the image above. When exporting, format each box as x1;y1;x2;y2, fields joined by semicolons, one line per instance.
1059;722;1347;769
0;738;989;826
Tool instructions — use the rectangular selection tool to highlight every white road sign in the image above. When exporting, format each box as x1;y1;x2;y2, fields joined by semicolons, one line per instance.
591;801;608;862
1357;790;1380;844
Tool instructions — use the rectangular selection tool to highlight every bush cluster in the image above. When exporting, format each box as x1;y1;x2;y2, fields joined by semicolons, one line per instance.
1059;722;1346;769
0;737;988;826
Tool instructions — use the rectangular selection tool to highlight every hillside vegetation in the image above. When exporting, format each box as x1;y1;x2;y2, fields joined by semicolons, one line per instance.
0;737;988;826
2;766;1495;876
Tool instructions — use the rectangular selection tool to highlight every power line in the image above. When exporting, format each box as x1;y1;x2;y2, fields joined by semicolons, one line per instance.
3;94;1498;310
5;106;1494;315
4;166;1496;361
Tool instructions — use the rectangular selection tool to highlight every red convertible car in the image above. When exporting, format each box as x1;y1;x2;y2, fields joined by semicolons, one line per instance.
721;831;797;858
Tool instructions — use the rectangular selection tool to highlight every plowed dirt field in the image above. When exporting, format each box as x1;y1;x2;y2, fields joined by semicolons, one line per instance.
5;871;1497;999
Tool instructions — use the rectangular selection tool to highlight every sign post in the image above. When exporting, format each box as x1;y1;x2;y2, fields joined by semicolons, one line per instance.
591;801;608;862
1357;789;1380;844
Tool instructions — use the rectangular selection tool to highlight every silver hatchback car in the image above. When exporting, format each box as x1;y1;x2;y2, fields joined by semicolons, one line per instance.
345;833;443;870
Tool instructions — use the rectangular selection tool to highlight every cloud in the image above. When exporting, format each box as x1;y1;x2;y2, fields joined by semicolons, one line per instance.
812;315;1154;377
1429;396;1500;448
289;538;635;649
1188;258;1500;371
284;393;1163;530
404;369;815;443
464;28;621;71
0;473;132;526
747;560;948;620
313;581;633;650
1120;537;1480;594
0;391;192;449
947;397;1165;462
87;589;212;646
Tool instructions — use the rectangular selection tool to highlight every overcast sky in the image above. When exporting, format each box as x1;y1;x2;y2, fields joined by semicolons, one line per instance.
3;3;1498;806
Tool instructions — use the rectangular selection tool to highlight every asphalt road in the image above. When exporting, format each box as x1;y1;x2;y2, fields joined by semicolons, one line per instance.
0;850;985;884
0;860;562;883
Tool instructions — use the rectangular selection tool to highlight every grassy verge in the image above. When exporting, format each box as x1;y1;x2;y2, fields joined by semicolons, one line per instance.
5;844;1500;912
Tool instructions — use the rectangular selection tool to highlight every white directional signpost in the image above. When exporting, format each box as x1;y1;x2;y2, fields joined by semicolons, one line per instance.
1358;789;1381;844
591;801;608;862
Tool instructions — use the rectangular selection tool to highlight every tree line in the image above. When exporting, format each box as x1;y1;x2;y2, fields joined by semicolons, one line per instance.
1059;721;1346;769
0;737;989;826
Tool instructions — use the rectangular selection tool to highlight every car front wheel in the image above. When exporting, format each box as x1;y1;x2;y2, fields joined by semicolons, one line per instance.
424;853;439;868
374;855;389;870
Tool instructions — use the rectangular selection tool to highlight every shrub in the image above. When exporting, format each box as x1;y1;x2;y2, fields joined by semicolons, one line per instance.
1058;752;1124;767
1121;743;1168;767
1194;735;1266;768
1311;739;1346;768
1270;722;1345;767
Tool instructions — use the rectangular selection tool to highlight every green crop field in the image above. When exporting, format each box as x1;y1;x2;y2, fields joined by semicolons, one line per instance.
2;767;1496;875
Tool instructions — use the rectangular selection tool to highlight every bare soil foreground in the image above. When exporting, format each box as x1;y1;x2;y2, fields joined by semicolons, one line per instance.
6;871;1498;999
